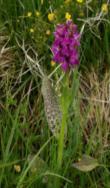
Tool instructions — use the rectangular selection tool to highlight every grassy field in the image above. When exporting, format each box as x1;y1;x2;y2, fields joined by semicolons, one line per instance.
0;0;110;188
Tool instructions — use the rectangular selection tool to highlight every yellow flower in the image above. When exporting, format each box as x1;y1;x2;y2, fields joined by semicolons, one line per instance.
14;165;21;173
48;13;55;21
51;60;56;67
65;12;71;21
101;3;108;13
64;0;71;3
27;12;32;17
76;0;83;3
79;11;84;17
30;28;34;33
46;30;51;35
35;11;40;17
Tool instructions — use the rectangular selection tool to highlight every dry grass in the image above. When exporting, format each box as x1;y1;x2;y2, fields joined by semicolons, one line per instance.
0;31;15;81
80;70;110;152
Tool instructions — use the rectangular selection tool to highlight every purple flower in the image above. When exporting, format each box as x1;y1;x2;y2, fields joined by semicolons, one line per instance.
51;20;80;71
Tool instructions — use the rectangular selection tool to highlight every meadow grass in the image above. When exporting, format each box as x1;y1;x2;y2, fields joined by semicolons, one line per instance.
0;0;110;188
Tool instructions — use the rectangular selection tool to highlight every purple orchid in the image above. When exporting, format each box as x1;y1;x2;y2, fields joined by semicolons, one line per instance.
51;20;80;71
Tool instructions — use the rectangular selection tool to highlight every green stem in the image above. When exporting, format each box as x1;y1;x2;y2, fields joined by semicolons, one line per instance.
57;73;69;169
57;110;67;169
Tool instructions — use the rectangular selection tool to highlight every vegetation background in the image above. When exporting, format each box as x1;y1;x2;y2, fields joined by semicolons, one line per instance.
0;0;110;187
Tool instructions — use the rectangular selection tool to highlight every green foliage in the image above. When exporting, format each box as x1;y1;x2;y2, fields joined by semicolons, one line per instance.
0;0;110;188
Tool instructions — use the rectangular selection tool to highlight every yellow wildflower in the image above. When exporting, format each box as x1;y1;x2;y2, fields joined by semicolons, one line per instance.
65;0;71;3
30;28;34;33
48;13;55;21
101;3;108;13
14;165;21;173
27;12;32;17
35;11;40;17
46;30;51;35
65;12;71;21
79;11;84;17
76;0;83;3
51;60;56;67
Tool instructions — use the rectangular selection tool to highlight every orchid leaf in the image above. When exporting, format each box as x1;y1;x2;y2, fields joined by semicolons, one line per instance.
72;155;99;172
